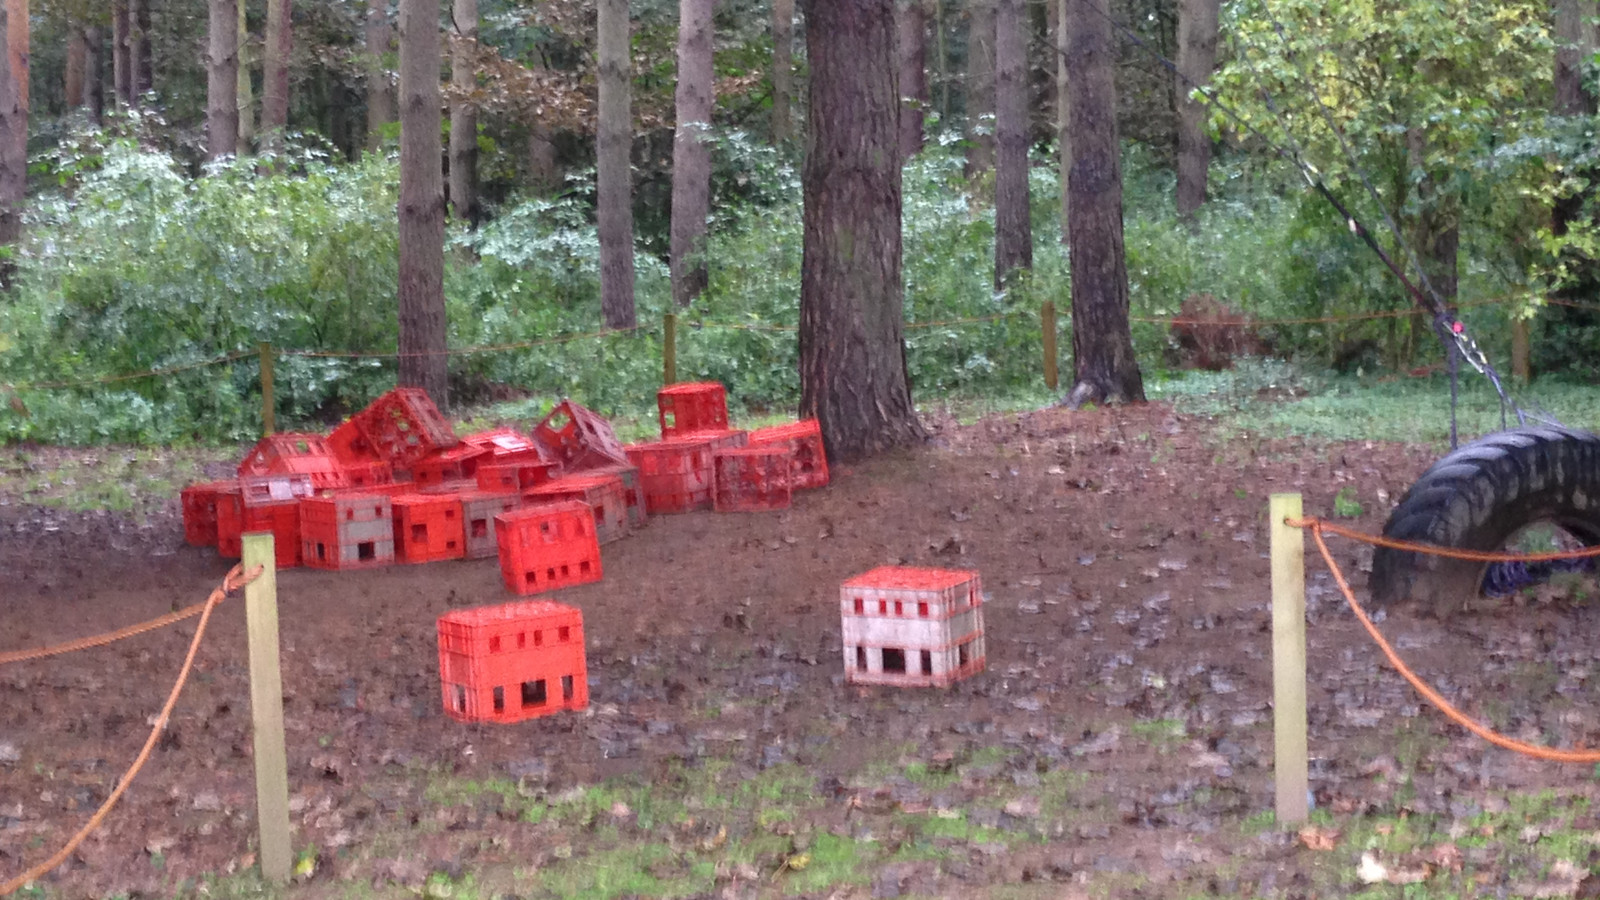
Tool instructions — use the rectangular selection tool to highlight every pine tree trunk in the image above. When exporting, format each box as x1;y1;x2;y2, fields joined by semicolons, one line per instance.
527;120;556;192
0;0;23;256
261;0;290;146
397;0;449;404
1552;0;1598;237
1064;0;1142;406
133;0;152;95
934;0;948;122
447;0;478;222
66;27;86;108
237;0;255;147
771;0;794;143
897;0;927;159
1174;0;1218;220
85;25;104;121
670;0;713;308
799;0;926;462
992;0;1029;288
1056;0;1067;243
964;0;994;175
597;0;636;329
112;0;131;105
206;0;239;158
8;0;26;118
365;0;395;152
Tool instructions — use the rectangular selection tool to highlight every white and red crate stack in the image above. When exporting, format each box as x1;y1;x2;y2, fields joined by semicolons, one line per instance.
839;567;987;688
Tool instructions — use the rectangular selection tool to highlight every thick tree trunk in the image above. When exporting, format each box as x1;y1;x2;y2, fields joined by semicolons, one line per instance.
597;0;636;329
132;0;151;95
112;0;131;105
5;0;24;118
237;0;255;147
992;0;1029;288
670;0;714;307
897;0;927;159
1064;0;1142;406
66;27;86;108
261;0;290;146
1056;0;1067;243
1174;0;1218;220
771;0;794;143
85;25;104;121
964;0;994;175
527;120;557;192
206;0;239;158
1554;0;1597;118
934;0;948;122
799;0;926;462
0;0;23;256
365;0;395;151
398;0;449;404
448;0;478;222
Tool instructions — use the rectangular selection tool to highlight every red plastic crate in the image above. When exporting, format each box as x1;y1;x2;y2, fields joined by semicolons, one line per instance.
713;447;793;513
215;485;245;558
391;493;466;563
495;501;603;596
595;464;648;530
524;472;630;544
180;480;235;547
658;382;729;439
240;473;317;507
459;490;522;560
411;444;488;487
624;438;715;514
328;418;381;465
747;420;830;490
462;427;550;463
237;432;350;490
681;428;748;452
839;567;986;688
476;460;561;493
238;503;301;568
299;493;395;571
338;458;394;488
437;600;588;723
532;399;629;471
353;387;460;470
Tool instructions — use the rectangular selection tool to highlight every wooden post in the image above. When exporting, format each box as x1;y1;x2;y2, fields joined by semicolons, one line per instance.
241;533;292;883
1269;493;1308;827
1511;317;1530;384
663;312;678;386
1041;300;1058;391
258;341;276;437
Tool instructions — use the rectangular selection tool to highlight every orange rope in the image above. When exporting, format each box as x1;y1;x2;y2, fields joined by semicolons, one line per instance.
0;565;262;896
1;351;254;392
1299;520;1600;763
1288;516;1600;564
0;590;238;665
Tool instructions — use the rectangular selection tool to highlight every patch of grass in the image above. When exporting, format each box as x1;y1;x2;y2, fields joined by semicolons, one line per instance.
530;843;700;899
1128;717;1188;747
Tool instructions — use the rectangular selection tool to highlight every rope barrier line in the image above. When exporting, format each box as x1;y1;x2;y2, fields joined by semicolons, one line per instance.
1;351;255;392
1290;516;1600;564
0;580;250;665
0;565;263;896
1297;520;1600;763
279;325;648;360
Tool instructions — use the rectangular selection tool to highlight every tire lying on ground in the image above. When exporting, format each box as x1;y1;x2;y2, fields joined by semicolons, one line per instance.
1369;427;1600;613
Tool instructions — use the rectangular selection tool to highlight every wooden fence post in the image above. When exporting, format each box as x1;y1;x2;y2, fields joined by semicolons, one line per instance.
1041;300;1059;391
1270;493;1309;827
241;533;292;883
258;341;276;437
663;313;678;386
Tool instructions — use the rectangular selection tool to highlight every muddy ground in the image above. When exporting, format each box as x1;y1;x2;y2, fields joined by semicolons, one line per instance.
5;403;1600;899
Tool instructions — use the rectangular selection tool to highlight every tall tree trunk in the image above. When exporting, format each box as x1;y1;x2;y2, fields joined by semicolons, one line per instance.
1056;0;1067;243
261;0;290;147
771;0;794;143
597;0;636;329
934;0;948;123
992;0;1029;288
238;0;255;147
66;27;86;108
1064;0;1142;406
799;0;926;462
670;0;714;307
365;0;395;151
1174;0;1218;220
85;25;104;121
133;0;152;95
397;0;448;404
8;0;27;117
1552;0;1598;237
964;0;994;175
112;0;131;105
526;57;556;191
897;0;927;159
0;0;23;257
448;0;478;222
206;0;239;158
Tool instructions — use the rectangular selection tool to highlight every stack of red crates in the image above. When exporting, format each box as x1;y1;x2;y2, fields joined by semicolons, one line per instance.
494;501;603;596
391;493;466;563
437;599;588;723
300;493;394;570
625;438;716;514
238;433;350;490
747;419;830;490
525;472;630;544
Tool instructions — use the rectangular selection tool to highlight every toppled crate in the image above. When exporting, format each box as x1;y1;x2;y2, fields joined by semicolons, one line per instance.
181;480;236;547
525;472;630;544
300;493;395;570
353;387;460;470
459;489;522;560
238;432;349;490
533;399;628;471
214;485;246;558
437;599;588;723
682;428;748;452
658;382;729;439
391;493;466;563
476;460;560;493
463;427;550;463
595;464;647;529
624;438;714;514
747;420;829;490
411;444;488;488
495;501;603;596
713;447;793;513
839;567;986;688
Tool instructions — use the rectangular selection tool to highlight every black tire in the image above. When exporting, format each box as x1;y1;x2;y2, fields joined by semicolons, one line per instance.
1369;427;1600;613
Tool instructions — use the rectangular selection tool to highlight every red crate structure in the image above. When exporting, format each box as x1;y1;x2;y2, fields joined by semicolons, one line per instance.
463;427;550;463
437;600;588;723
458;490;522;559
525;472;629;544
352;387;460;470
747;420;830;490
237;432;349;490
338;458;394;489
839;567;986;688
532;399;628;471
624;438;715;514
180;480;236;547
658;382;729;438
476;460;560;493
495;501;602;596
595;464;647;530
682;428;748;453
712;447;793;513
391;493;466;563
236;475;315;568
411;444;488;487
328;419;381;464
299;493;394;570
214;485;246;558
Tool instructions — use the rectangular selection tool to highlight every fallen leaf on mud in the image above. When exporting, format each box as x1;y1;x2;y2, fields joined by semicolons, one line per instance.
1003;797;1041;818
145;835;176;855
610;801;633;819
1425;843;1463;872
1297;826;1340;851
1071;726;1122;756
1188;751;1230;770
1511;858;1588;898
1047;466;1065;475
698;826;727;852
1158;558;1188;571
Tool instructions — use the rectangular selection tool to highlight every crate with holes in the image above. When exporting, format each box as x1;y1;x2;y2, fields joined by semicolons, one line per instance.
299;493;395;570
237;432;350;490
624;437;716;514
458;489;522;560
524;472;630;544
839;567;986;687
712;446;792;513
533;399;629;471
437;599;589;723
495;501;603;595
747;419;829;490
391;493;466;563
658;381;729;438
181;480;237;547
